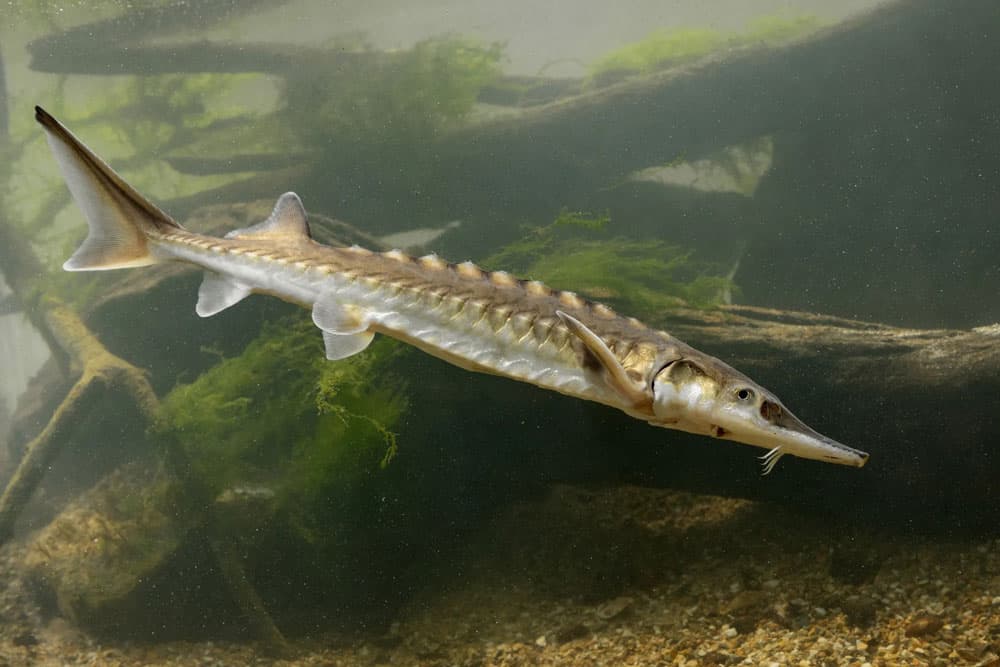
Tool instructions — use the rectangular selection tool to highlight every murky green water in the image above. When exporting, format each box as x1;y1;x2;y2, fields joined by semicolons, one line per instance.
0;1;998;664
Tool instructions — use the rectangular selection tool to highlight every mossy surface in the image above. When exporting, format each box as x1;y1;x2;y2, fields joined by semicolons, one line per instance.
484;210;734;316
155;316;407;544
284;37;504;151
24;462;189;631
591;28;725;76
590;15;824;79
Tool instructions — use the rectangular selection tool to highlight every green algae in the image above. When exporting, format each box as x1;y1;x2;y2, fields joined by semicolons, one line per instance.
591;28;725;76
484;209;735;316
284;37;504;151
155;316;407;542
590;14;825;80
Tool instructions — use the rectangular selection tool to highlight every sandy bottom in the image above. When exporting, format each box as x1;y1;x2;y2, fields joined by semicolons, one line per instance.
0;484;997;666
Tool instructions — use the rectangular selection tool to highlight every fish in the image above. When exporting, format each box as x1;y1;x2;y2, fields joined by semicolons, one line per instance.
35;106;869;474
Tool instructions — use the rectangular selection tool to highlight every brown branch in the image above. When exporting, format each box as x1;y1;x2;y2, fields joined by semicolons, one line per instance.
27;0;284;74
208;532;290;656
662;304;1000;387
0;302;158;544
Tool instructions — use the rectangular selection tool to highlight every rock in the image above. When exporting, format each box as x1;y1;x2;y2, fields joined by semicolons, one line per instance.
702;651;740;665
829;541;883;586
723;589;768;614
23;462;193;635
959;643;990;662
904;613;944;638
554;623;589;644
840;595;879;628
11;631;37;647
594;595;634;621
723;589;770;634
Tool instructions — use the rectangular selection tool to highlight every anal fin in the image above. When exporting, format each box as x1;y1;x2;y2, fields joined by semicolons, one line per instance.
196;272;253;317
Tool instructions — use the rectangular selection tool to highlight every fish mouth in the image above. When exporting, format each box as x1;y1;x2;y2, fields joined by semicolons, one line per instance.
755;428;868;475
711;407;869;472
766;409;869;468
808;434;869;467
846;450;870;467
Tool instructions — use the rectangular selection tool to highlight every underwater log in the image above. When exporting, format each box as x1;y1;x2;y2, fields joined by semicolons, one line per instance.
665;304;1000;390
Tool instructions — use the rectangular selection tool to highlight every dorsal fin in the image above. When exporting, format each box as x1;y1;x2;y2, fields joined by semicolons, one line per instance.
225;192;312;242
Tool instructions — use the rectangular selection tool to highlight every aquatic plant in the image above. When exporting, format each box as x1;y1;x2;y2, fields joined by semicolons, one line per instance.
591;28;725;76
484;209;735;315
155;316;408;542
589;14;824;80
283;37;504;150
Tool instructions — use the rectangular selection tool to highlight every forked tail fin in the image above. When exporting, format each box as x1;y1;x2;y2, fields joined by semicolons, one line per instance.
34;106;183;271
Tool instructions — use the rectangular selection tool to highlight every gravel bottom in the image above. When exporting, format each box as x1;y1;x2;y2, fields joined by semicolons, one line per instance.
0;484;997;666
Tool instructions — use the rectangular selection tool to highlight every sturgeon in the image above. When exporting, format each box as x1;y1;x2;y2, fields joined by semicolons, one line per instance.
35;106;869;474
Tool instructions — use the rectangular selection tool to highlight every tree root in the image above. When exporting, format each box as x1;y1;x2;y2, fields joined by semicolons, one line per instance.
0;300;289;651
0;301;157;544
209;533;292;657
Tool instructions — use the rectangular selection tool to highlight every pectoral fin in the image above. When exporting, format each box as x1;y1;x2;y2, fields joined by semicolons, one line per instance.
556;310;650;409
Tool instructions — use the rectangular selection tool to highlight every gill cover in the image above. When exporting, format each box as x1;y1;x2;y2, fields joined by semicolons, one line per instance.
651;359;714;421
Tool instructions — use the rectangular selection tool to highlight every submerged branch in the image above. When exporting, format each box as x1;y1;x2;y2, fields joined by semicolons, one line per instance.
208;531;291;656
0;302;158;544
27;0;284;74
664;304;1000;388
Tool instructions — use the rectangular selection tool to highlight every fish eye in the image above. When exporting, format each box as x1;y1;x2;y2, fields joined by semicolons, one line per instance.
736;388;754;402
